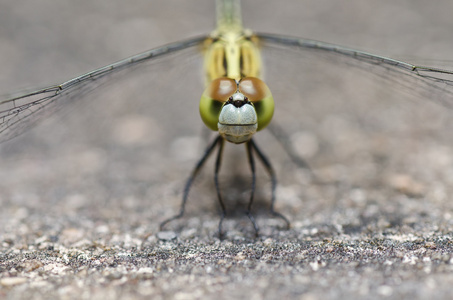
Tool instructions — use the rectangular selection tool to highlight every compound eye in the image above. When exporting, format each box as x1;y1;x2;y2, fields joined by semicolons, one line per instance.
238;77;271;102
200;77;237;131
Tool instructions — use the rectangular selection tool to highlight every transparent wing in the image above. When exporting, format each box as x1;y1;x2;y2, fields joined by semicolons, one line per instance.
252;32;453;200
0;36;207;144
257;33;453;108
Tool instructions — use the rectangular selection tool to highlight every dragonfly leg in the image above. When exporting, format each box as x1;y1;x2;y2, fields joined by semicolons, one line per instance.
159;135;223;231
245;141;260;236
214;137;227;238
250;139;290;230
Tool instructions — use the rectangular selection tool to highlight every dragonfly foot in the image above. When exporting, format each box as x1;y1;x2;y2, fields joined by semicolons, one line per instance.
246;211;260;237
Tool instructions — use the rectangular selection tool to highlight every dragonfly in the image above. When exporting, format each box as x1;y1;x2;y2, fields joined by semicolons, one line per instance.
1;0;453;236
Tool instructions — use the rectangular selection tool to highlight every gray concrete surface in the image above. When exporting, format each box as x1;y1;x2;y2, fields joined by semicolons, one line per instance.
1;1;453;299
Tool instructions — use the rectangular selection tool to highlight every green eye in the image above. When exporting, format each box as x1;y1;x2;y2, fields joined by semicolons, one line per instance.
199;95;223;131
199;78;237;131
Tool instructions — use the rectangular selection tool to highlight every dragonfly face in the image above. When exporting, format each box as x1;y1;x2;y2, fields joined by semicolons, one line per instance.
200;77;274;143
215;89;259;144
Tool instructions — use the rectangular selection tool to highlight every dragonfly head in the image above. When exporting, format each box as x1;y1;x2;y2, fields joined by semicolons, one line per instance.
199;77;274;144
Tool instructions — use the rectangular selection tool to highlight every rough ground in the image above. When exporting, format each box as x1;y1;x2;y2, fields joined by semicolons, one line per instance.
1;1;453;299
